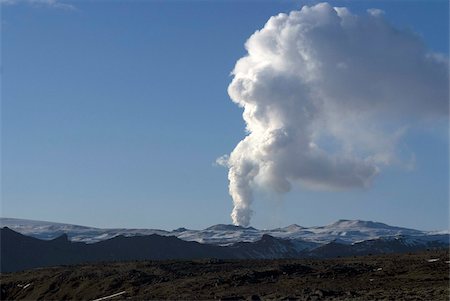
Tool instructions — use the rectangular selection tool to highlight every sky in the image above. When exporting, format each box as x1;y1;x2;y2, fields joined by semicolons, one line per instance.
1;0;449;231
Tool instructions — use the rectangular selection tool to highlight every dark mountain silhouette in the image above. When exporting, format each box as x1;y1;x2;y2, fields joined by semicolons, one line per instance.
230;234;302;259
1;227;448;273
0;227;232;273
309;235;450;258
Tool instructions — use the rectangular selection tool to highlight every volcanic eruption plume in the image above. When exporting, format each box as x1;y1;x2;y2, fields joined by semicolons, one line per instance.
218;3;448;226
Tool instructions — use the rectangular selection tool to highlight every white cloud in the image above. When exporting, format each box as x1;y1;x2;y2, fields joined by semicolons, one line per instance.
221;2;448;226
1;0;76;10
367;8;385;17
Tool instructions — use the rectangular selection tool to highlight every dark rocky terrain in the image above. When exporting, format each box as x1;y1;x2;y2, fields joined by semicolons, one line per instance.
1;250;449;300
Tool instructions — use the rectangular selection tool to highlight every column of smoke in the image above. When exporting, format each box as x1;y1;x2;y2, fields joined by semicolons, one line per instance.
218;3;448;227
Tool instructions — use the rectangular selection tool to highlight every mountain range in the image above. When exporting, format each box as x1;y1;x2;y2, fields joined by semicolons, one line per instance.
1;226;448;273
1;217;446;245
1;218;448;273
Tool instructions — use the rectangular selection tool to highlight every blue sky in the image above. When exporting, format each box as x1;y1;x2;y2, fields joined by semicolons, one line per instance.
2;0;448;230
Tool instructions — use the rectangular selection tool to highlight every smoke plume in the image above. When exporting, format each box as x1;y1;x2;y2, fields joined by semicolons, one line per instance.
219;3;448;226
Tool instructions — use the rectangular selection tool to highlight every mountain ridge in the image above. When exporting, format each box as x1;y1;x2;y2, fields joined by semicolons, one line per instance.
1;227;448;273
0;217;442;246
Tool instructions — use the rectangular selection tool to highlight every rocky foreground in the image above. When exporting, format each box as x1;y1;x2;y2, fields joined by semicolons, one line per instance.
1;250;449;300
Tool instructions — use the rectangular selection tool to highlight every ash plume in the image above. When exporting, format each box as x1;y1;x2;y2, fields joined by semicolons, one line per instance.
219;3;448;226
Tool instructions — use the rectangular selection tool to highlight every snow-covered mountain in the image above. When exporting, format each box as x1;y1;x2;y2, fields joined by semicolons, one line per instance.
1;217;443;247
281;219;427;243
0;218;169;244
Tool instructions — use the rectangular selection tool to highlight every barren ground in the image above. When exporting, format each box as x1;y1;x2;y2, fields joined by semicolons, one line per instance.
1;250;449;300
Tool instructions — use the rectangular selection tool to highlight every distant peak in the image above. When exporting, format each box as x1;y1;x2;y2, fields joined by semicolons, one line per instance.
329;219;391;229
52;233;69;243
283;224;305;231
1;227;22;235
173;227;188;232
260;234;277;240
1;226;15;233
